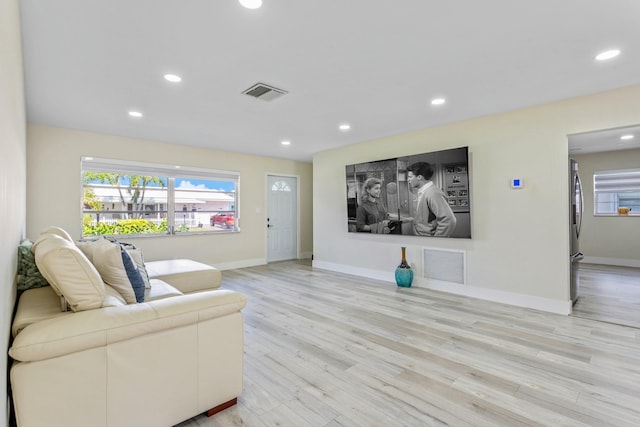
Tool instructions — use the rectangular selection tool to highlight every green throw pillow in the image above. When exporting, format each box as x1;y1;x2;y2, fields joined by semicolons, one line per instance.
17;239;50;291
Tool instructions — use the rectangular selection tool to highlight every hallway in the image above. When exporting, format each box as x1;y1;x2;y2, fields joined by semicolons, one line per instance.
572;263;640;329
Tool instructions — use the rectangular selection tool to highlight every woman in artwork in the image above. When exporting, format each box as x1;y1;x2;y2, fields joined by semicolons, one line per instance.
356;177;392;233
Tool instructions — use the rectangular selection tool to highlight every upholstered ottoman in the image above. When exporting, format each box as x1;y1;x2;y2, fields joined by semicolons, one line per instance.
145;259;222;293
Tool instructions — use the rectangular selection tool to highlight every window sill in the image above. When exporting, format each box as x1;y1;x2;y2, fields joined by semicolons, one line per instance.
81;229;239;239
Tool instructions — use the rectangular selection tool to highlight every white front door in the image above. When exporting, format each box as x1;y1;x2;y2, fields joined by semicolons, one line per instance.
267;175;298;262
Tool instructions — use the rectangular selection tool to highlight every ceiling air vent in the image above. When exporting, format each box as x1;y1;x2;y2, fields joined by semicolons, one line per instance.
242;82;288;102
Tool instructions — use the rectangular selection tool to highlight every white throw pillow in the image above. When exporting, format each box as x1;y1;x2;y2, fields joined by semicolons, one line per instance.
76;238;151;289
75;239;99;263
91;239;146;304
33;234;105;312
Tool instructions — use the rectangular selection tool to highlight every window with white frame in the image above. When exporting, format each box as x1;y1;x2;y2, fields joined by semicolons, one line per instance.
81;157;239;236
593;168;640;215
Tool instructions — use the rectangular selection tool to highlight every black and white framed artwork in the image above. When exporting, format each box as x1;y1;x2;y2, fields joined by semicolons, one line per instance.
345;146;471;238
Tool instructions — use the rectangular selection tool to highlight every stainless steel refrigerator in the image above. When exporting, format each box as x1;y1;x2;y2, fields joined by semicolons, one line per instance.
569;159;584;303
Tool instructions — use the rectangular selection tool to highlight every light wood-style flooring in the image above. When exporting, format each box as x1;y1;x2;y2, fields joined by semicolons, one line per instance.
572;263;640;329
176;260;640;427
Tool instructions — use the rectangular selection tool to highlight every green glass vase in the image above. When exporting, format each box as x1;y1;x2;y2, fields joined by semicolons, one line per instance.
395;246;413;288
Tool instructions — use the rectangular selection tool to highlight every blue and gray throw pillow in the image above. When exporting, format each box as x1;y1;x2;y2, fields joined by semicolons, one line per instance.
90;238;147;304
116;242;146;303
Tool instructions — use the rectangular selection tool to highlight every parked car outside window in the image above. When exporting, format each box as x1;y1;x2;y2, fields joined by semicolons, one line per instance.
210;212;235;228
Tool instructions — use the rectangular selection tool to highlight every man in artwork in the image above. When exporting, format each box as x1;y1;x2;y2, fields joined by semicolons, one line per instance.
407;162;457;237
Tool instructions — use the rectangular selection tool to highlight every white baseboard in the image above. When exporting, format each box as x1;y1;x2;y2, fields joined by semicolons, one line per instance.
215;254;312;271
581;256;640;268
312;260;572;315
214;258;266;271
312;260;393;283
416;277;572;315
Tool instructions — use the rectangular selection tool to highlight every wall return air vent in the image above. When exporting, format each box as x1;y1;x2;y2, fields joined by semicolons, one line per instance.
242;82;288;101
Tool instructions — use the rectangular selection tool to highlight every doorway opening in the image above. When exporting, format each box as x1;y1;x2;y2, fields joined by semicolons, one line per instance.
567;124;640;328
571;264;640;328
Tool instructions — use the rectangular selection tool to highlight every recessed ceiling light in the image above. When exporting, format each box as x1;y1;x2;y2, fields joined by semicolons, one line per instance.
84;157;94;161
281;140;291;146
620;134;635;141
339;123;351;131
595;49;621;61
239;0;262;9
431;98;446;106
164;74;182;83
128;111;143;118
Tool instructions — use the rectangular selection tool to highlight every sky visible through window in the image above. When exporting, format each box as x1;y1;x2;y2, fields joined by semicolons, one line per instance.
176;179;235;192
85;174;234;192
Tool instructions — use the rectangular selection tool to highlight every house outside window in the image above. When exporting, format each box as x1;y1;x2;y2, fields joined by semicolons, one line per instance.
82;157;239;236
593;168;640;215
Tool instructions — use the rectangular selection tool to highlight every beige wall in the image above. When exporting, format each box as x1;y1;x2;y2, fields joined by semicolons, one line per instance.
27;125;313;269
1;0;26;424
572;148;640;266
313;84;640;314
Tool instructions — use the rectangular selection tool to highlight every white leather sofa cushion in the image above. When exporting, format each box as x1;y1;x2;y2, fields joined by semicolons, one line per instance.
146;259;221;293
39;225;74;243
32;234;105;312
12;285;125;337
31;235;63;297
145;279;183;301
102;284;127;307
90;239;145;304
9;290;247;362
11;287;72;337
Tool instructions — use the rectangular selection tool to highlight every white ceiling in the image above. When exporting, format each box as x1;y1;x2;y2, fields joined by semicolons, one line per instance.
19;0;640;162
568;124;640;155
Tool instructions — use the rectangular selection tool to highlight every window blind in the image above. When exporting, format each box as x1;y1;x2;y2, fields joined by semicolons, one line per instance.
594;169;640;193
81;157;240;181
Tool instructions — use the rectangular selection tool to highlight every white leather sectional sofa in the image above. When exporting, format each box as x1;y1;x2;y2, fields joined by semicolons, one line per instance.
9;228;246;427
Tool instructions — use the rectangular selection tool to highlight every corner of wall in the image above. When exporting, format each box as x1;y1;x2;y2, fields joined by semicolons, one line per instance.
1;0;27;425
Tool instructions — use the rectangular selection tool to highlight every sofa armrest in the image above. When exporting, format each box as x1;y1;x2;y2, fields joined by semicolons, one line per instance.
12;286;72;338
9;290;246;363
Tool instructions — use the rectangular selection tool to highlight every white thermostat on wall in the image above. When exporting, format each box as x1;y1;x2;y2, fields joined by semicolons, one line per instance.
511;178;524;189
